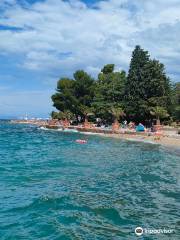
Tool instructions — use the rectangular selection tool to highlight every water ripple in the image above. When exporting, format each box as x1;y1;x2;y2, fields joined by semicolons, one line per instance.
0;121;180;239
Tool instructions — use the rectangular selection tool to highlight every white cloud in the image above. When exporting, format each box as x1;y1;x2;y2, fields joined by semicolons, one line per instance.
0;0;179;80
0;0;179;79
0;0;180;116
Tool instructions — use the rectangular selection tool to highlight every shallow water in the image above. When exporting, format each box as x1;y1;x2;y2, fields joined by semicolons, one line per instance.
0;121;180;239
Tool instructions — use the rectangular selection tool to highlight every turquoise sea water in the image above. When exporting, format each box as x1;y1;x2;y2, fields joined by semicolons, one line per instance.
0;121;180;240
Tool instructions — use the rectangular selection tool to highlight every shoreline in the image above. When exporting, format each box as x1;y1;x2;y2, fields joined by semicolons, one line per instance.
101;133;180;150
10;120;180;150
78;130;180;151
81;131;180;156
44;126;180;150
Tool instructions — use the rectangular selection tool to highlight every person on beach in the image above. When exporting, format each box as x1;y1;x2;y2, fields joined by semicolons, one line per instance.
129;121;135;129
123;120;127;128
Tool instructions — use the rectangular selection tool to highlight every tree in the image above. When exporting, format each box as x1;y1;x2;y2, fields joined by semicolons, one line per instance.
150;106;169;125
101;64;115;74
60;110;74;121
109;106;125;123
51;46;176;126
80;105;94;119
93;64;126;122
51;111;61;119
125;45;171;123
51;78;77;114
171;83;180;121
125;45;150;122
144;60;172;115
51;70;95;121
74;70;95;107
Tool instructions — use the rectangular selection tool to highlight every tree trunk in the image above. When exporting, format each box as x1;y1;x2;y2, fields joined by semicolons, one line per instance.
156;117;160;125
112;119;120;131
84;117;90;128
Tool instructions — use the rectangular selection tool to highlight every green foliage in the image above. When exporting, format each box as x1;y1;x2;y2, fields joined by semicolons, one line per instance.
125;46;150;122
93;65;126;121
51;70;95;121
101;64;115;74
109;106;125;121
171;83;180;120
51;110;74;120
51;78;77;114
51;46;179;125
125;45;171;122
150;106;169;120
74;70;95;107
79;105;94;117
51;111;60;119
61;110;74;120
173;106;180;121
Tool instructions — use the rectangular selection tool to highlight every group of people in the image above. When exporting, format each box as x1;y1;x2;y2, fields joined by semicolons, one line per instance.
121;120;145;131
47;117;161;133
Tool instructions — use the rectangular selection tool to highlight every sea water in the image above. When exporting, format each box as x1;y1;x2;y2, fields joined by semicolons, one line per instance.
0;121;179;239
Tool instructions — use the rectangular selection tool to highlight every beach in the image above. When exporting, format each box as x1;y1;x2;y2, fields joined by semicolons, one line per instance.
11;119;180;149
102;133;180;149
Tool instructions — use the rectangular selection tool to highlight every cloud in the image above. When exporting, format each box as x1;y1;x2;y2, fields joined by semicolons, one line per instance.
0;0;180;117
0;0;179;80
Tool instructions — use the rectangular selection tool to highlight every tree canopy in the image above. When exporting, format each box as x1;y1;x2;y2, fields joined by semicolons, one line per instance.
51;70;95;121
171;83;180;121
51;46;179;125
125;46;172;123
93;65;126;122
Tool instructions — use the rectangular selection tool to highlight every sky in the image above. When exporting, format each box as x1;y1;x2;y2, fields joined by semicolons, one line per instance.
0;0;180;118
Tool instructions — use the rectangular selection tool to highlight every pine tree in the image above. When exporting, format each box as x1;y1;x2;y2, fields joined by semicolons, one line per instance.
125;46;171;123
93;64;126;122
125;45;150;122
